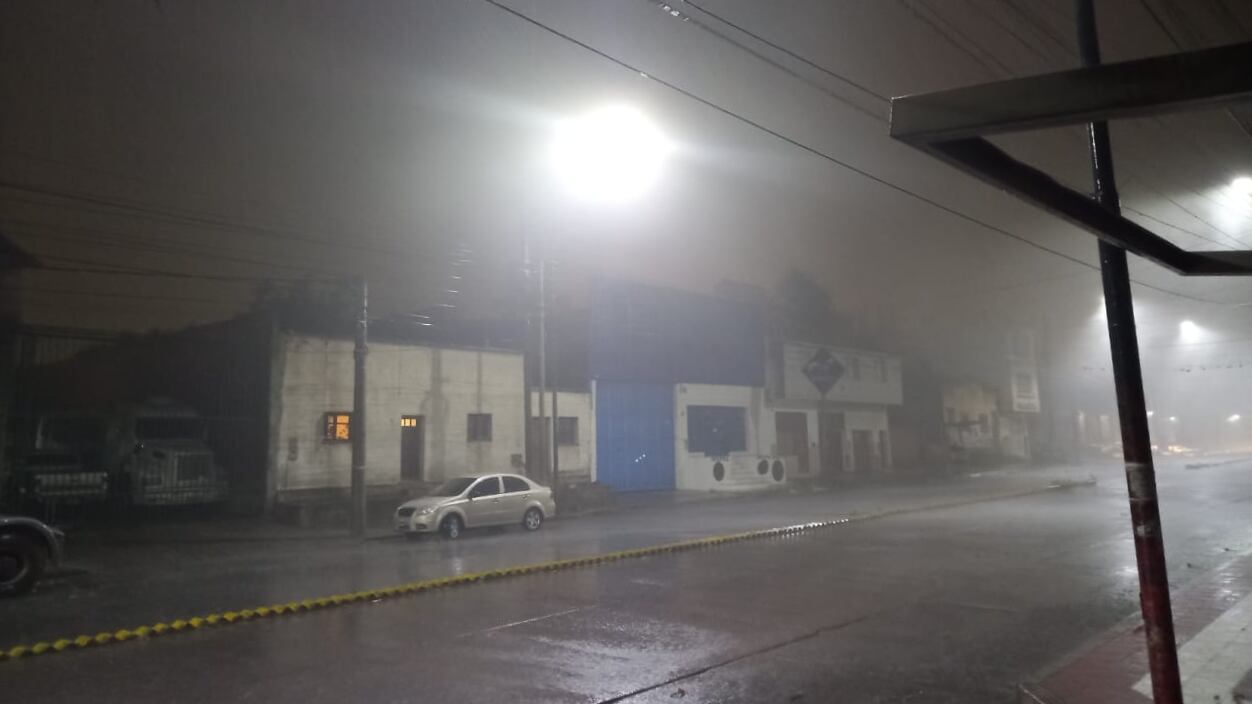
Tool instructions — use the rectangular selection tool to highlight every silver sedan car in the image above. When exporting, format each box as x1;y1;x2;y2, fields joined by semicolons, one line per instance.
394;473;556;540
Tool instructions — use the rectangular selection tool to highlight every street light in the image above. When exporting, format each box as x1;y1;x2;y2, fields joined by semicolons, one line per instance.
550;105;670;204
1228;414;1241;423
1232;176;1252;196
1179;319;1201;343
530;104;669;489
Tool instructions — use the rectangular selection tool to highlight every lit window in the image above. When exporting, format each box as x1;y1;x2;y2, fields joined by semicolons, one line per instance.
556;417;579;446
467;413;493;442
400;416;419;428
323;412;351;442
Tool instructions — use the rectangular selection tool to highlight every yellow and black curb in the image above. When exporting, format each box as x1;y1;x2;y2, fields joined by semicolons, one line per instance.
0;480;1090;663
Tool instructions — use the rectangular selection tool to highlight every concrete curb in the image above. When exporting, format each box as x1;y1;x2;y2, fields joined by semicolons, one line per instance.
1;478;1094;664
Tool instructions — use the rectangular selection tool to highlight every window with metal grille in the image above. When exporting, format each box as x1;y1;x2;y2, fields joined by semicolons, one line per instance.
467;413;492;442
323;412;351;442
556;416;578;446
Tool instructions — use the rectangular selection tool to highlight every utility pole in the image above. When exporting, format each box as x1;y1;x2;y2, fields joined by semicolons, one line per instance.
1075;2;1182;702
350;278;368;537
537;257;551;487
522;237;533;477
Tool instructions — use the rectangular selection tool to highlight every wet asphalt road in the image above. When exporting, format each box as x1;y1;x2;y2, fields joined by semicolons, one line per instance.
4;460;1252;703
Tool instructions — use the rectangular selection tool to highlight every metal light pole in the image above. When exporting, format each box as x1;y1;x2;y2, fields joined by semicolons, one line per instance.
350;278;369;537
1076;2;1183;701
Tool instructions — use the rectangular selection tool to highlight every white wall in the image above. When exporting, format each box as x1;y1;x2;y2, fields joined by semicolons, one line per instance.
779;341;903;406
529;390;595;481
766;403;891;475
674;383;787;491
274;333;524;493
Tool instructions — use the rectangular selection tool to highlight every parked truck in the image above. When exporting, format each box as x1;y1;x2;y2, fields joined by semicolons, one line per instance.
17;399;229;508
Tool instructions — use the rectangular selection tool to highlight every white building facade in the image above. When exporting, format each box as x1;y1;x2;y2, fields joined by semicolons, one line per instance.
269;332;528;501
765;340;903;478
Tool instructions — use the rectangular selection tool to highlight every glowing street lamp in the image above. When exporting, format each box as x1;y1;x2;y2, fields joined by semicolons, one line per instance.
530;105;669;485
550;105;670;204
1232;176;1252;196
1229;414;1242;423
1179;319;1201;343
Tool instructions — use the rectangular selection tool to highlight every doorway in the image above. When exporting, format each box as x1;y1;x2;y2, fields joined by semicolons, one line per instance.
852;429;876;474
819;412;844;477
775;412;810;475
400;415;424;481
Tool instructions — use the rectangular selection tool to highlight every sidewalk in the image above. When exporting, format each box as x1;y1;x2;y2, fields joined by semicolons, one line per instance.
3;464;1096;648
1024;549;1252;703
58;462;1068;546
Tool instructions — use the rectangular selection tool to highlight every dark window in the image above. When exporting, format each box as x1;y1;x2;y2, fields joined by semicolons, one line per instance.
468;476;500;498
502;476;529;493
687;405;747;456
978;414;991;433
137;417;205;441
467;413;492;442
323;412;351;442
556;417;579;446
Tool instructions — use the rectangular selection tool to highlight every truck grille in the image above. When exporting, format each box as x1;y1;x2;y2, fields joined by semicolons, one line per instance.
175;454;213;482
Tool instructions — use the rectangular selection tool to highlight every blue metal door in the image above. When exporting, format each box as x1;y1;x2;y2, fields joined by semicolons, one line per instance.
595;382;675;492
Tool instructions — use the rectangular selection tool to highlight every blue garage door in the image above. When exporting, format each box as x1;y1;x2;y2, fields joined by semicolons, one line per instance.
596;381;675;492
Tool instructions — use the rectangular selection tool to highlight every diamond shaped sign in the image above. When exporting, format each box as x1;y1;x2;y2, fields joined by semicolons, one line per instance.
803;348;844;396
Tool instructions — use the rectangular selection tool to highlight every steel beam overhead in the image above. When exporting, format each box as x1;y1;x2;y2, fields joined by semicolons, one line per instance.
890;41;1252;144
890;41;1252;277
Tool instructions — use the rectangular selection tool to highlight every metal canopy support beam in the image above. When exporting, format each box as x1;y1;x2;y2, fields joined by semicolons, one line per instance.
884;10;1252;704
890;41;1252;144
922;138;1252;275
888;40;1252;278
1076;1;1181;702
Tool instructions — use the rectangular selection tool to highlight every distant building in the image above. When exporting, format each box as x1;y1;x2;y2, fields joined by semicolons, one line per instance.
766;340;903;478
589;280;904;493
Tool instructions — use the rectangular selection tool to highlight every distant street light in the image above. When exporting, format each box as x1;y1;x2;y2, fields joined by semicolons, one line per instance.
1146;410;1154;418
1179;319;1201;342
1168;416;1178;423
1229;414;1242;423
1232;176;1252;196
550;105;670;204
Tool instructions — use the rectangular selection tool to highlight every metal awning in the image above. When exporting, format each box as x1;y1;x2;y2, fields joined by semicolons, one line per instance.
889;41;1252;276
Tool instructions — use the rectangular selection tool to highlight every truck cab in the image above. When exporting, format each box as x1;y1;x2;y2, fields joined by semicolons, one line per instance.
110;400;229;506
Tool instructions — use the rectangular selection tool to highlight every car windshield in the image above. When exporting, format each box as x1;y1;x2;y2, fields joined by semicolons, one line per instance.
428;477;475;497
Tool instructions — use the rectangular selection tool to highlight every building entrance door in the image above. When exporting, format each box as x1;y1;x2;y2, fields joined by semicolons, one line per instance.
819;412;844;478
775;412;809;475
400;415;424;480
851;429;875;474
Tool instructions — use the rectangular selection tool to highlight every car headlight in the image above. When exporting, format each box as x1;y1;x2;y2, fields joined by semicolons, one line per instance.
417;506;437;515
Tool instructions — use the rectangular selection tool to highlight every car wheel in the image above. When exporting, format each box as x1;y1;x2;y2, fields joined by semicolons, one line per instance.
441;514;463;540
0;532;46;598
523;508;543;531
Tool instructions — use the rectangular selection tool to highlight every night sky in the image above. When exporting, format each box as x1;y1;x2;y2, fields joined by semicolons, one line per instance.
4;0;1252;378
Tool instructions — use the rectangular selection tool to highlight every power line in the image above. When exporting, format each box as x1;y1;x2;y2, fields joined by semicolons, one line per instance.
644;1;882;121
485;0;1234;305
912;0;1251;250
663;1;1244;291
482;0;1098;263
678;0;889;103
